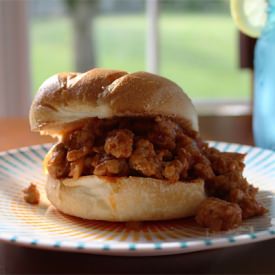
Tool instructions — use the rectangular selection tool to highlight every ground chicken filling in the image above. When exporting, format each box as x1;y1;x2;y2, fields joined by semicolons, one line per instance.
47;116;266;230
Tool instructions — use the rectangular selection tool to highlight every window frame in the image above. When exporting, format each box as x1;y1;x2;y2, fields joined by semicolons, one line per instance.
0;0;31;117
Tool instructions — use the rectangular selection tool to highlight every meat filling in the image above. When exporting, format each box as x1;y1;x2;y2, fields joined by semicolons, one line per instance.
129;139;162;178
195;197;242;231
47;116;266;229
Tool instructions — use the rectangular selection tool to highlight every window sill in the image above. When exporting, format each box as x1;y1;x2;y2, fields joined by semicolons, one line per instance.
194;99;252;116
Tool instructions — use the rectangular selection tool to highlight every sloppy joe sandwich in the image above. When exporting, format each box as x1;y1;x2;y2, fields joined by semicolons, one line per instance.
29;68;266;231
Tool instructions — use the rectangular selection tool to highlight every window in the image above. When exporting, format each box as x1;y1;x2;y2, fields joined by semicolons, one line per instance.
0;0;253;117
159;0;250;99
30;0;73;92
30;0;250;100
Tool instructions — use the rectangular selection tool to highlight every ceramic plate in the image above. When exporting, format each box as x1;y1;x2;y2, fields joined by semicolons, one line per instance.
0;142;275;256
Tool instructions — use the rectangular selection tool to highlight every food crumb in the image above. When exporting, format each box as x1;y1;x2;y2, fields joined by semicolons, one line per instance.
23;183;40;205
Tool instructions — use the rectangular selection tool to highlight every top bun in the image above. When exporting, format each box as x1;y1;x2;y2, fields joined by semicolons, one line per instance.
30;68;198;135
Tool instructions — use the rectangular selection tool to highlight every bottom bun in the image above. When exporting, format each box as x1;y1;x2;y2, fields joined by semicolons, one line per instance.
46;175;206;221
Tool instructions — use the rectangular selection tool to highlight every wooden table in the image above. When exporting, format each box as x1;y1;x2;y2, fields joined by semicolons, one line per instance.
1;116;275;274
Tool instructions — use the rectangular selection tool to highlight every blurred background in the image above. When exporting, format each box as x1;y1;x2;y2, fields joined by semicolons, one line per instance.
0;0;255;117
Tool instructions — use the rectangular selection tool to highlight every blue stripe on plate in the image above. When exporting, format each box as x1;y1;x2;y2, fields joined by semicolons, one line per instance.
40;145;49;154
180;242;188;248
129;243;136;251
17;149;37;164
243;146;253;154
253;168;275;179
234;145;243;153
204;239;213;246
10;236;17;242
215;143;227;151
0;168;12;178
29;147;44;160
222;143;232;152
248;151;274;170
228;236;236;243
265;170;275;178
6;152;29;168
210;141;218;148
256;160;275;175
53;241;61;248
154;242;162;250
31;239;38;245
0;162;21;176
102;244;110;251
0;157;37;177
77;242;85;249
244;147;255;162
250;233;257;239
0;156;21;171
246;149;265;165
0;166;9;176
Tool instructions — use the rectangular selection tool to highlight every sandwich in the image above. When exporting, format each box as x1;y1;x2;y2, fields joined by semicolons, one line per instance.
29;68;266;231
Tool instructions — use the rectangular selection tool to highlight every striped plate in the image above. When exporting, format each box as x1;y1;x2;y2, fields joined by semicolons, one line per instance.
0;142;275;256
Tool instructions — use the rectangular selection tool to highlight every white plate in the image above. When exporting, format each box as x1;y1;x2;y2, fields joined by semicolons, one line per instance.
0;142;274;256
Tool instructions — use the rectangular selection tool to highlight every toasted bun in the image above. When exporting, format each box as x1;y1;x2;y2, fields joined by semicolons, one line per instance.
46;175;206;221
30;68;198;135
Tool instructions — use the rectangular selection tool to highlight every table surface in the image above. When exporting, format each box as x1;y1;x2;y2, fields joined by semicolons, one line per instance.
1;116;275;275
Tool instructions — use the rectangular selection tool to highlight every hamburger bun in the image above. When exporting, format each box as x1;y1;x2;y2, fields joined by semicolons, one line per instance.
46;175;205;221
30;68;198;136
31;68;205;222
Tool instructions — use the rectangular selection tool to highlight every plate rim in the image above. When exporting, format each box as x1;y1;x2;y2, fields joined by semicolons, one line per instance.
1;227;275;256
